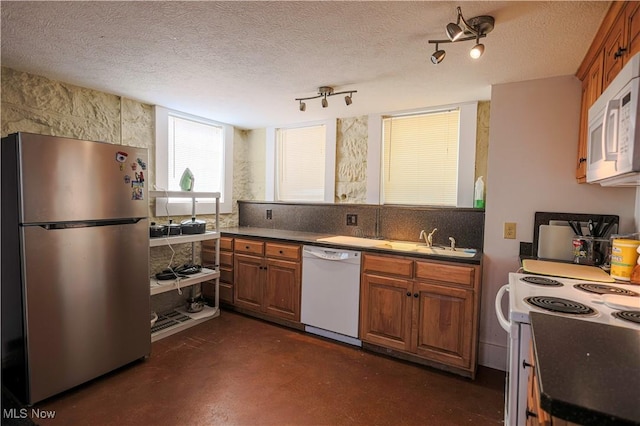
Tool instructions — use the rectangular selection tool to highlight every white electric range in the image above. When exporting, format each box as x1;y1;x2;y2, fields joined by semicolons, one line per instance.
495;272;640;426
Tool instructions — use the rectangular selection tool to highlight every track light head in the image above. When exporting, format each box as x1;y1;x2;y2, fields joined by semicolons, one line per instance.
446;22;464;42
299;101;306;112
470;42;484;59
446;6;464;41
431;43;446;64
321;96;328;108
345;94;352;106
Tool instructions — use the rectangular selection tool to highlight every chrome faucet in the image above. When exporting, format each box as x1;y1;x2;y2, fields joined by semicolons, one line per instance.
419;228;437;247
448;237;456;250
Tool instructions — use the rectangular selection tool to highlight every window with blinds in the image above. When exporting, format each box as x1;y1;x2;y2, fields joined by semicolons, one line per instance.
276;125;326;201
383;109;460;206
168;114;224;200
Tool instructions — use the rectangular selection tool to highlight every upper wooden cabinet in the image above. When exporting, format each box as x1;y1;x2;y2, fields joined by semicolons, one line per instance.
575;1;640;182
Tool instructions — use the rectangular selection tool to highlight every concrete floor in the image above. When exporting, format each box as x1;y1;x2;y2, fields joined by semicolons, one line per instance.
29;310;505;425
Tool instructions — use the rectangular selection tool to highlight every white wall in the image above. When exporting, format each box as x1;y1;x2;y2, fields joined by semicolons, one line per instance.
480;75;637;370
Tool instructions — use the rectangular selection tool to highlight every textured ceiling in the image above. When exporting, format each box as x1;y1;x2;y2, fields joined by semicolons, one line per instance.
1;1;609;129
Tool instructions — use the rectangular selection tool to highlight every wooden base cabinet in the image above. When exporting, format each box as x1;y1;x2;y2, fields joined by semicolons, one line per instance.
233;238;301;323
360;253;481;378
525;342;580;426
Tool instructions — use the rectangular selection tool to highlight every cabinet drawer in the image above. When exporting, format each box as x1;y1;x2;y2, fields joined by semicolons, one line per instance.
202;247;216;266
220;236;234;251
220;251;233;267
235;238;264;256
220;266;233;284
415;261;475;287
362;254;413;278
220;282;234;305
265;242;300;261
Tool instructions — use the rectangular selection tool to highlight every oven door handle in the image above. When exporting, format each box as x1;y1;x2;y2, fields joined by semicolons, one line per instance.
495;284;511;333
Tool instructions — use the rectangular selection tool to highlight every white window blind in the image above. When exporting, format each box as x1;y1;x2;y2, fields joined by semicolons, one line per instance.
276;125;326;201
168;115;224;201
383;109;460;206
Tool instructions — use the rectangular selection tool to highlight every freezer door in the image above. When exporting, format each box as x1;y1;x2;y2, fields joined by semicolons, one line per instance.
17;133;148;223
21;220;150;404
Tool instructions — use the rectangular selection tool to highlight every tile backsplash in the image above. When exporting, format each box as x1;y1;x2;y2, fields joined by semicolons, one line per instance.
238;201;485;250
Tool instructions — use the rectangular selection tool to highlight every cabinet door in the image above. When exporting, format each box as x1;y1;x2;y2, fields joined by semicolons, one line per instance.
234;253;264;312
628;2;640;59
412;282;474;369
264;258;301;321
360;273;413;351
603;9;627;88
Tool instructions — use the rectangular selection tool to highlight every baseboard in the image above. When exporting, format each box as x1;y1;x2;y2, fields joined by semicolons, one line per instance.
478;340;507;371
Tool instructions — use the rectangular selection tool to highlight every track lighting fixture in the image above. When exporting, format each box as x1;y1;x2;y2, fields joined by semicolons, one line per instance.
428;6;494;64
295;86;357;111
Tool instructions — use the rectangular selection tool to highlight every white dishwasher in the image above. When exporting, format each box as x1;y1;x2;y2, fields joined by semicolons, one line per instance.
301;245;362;346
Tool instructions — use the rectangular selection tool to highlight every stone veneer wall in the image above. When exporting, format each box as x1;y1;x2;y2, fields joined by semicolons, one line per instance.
335;116;368;203
1;67;251;313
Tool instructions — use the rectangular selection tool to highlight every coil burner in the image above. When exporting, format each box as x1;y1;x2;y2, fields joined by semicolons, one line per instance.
524;296;597;316
612;310;640;325
519;276;563;287
573;283;640;297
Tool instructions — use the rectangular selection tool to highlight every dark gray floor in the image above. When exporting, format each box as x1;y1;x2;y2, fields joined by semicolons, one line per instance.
16;310;505;425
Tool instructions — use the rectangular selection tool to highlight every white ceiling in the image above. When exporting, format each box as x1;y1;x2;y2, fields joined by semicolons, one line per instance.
1;1;609;130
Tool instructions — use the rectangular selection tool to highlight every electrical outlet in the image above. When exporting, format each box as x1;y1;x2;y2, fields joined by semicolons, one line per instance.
346;214;358;226
266;209;272;220
504;222;517;239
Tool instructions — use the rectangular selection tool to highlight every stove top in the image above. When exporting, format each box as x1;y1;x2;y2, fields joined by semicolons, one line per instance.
509;272;640;330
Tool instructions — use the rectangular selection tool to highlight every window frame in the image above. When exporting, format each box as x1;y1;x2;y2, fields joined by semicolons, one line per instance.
154;106;234;215
367;102;478;207
265;120;336;203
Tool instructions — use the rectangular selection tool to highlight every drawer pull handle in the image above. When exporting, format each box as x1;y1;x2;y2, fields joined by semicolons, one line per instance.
523;360;533;369
245;246;250;249
525;409;538;419
413;293;419;298
279;250;284;254
406;291;412;297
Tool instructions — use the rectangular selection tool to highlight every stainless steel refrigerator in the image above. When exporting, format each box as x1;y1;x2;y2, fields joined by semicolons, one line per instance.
1;132;150;404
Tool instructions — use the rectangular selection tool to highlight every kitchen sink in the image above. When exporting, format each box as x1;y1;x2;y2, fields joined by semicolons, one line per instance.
377;241;477;257
316;235;389;247
414;246;477;258
317;236;477;258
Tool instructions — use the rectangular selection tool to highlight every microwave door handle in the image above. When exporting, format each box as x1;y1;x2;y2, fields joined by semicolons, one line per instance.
603;99;619;161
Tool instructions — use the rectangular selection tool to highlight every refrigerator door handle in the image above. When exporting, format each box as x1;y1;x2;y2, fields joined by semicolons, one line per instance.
30;218;144;230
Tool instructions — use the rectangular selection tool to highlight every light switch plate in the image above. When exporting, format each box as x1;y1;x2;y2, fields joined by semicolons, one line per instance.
504;222;516;239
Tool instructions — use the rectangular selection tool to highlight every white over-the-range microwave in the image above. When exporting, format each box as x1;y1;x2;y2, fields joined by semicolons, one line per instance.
587;52;640;186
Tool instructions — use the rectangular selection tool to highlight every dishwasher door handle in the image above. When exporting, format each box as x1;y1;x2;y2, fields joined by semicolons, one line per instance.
303;248;350;261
